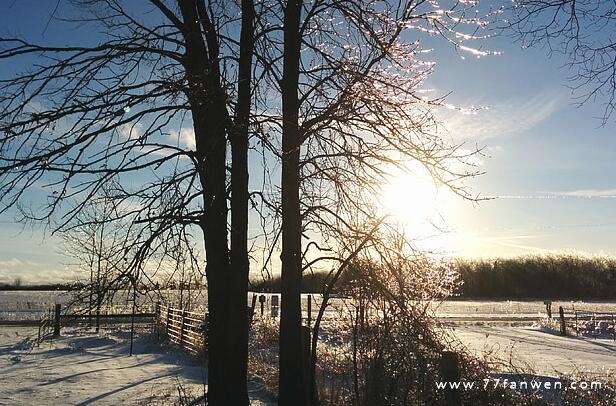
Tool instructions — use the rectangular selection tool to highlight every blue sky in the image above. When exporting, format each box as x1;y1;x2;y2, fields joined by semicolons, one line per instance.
426;32;616;258
1;1;615;283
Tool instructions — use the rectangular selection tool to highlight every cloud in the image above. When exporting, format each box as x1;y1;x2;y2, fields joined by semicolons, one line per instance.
169;128;196;150
555;189;616;198
487;189;616;199
440;92;563;140
119;124;196;152
0;258;79;284
118;122;143;140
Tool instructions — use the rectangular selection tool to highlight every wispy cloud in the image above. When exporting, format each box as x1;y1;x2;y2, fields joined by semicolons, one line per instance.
0;258;79;284
118;122;143;140
118;123;196;152
441;91;563;140
487;189;616;199
555;189;616;198
169;128;196;150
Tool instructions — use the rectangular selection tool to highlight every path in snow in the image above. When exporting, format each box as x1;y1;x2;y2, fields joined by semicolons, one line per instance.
448;324;616;378
0;326;273;405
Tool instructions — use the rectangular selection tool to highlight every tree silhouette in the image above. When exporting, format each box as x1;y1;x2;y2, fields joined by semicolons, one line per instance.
268;1;494;404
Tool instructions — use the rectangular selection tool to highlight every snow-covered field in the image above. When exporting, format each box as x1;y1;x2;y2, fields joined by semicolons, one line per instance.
2;292;616;403
448;323;616;378
0;326;273;405
0;290;201;321
5;290;616;324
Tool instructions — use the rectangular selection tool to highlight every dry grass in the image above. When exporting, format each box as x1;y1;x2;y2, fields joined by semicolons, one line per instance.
248;317;280;396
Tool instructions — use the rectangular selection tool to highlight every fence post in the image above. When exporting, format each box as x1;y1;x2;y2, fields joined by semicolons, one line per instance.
155;302;160;340
271;294;279;318
259;294;265;317
559;306;567;336
544;300;552;319
249;294;257;325
440;351;461;406
307;295;312;327
53;304;61;337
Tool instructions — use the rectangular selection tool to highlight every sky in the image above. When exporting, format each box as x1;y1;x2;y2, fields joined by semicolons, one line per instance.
0;1;615;284
426;33;616;259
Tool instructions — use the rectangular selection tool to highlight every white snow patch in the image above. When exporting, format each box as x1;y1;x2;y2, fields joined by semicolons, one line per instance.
0;326;273;405
447;324;616;377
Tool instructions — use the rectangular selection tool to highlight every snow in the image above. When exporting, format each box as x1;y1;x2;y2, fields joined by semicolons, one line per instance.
0;326;274;405
448;324;616;378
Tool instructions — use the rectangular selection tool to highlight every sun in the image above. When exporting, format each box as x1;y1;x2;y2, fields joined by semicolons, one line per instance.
379;161;458;253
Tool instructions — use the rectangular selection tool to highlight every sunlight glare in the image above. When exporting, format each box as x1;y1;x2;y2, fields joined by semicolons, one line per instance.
379;161;459;254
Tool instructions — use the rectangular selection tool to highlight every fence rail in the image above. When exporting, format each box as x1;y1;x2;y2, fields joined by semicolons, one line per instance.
60;313;155;324
156;304;208;356
27;303;156;343
569;308;615;339
556;306;616;340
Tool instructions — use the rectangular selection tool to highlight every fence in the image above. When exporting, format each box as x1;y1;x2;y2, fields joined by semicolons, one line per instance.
30;303;155;341
252;293;320;325
155;303;208;356
35;306;56;345
556;306;616;340
60;312;155;325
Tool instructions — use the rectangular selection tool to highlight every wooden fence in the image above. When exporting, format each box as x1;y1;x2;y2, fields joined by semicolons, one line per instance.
558;306;616;340
60;312;155;325
29;304;155;339
155;303;208;356
36;306;56;345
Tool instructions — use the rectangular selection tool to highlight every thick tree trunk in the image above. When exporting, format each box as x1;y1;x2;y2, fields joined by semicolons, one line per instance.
177;1;242;404
228;0;255;405
279;1;307;405
194;100;229;405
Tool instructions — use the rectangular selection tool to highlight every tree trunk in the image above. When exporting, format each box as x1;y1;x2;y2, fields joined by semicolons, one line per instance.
177;1;233;404
279;1;307;405
228;0;255;405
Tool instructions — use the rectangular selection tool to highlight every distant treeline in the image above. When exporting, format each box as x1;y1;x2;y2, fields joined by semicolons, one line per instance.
7;255;616;298
0;282;77;291
251;255;616;299
0;282;204;291
455;255;616;299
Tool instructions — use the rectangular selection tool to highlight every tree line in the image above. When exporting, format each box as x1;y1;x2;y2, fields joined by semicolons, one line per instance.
253;254;616;300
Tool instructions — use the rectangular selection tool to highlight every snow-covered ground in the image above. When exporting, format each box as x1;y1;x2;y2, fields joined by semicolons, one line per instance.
448;324;616;378
0;326;273;405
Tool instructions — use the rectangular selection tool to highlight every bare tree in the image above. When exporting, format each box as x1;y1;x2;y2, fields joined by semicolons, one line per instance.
60;180;131;331
161;234;204;310
256;1;496;404
0;1;257;403
506;0;616;123
279;1;305;404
